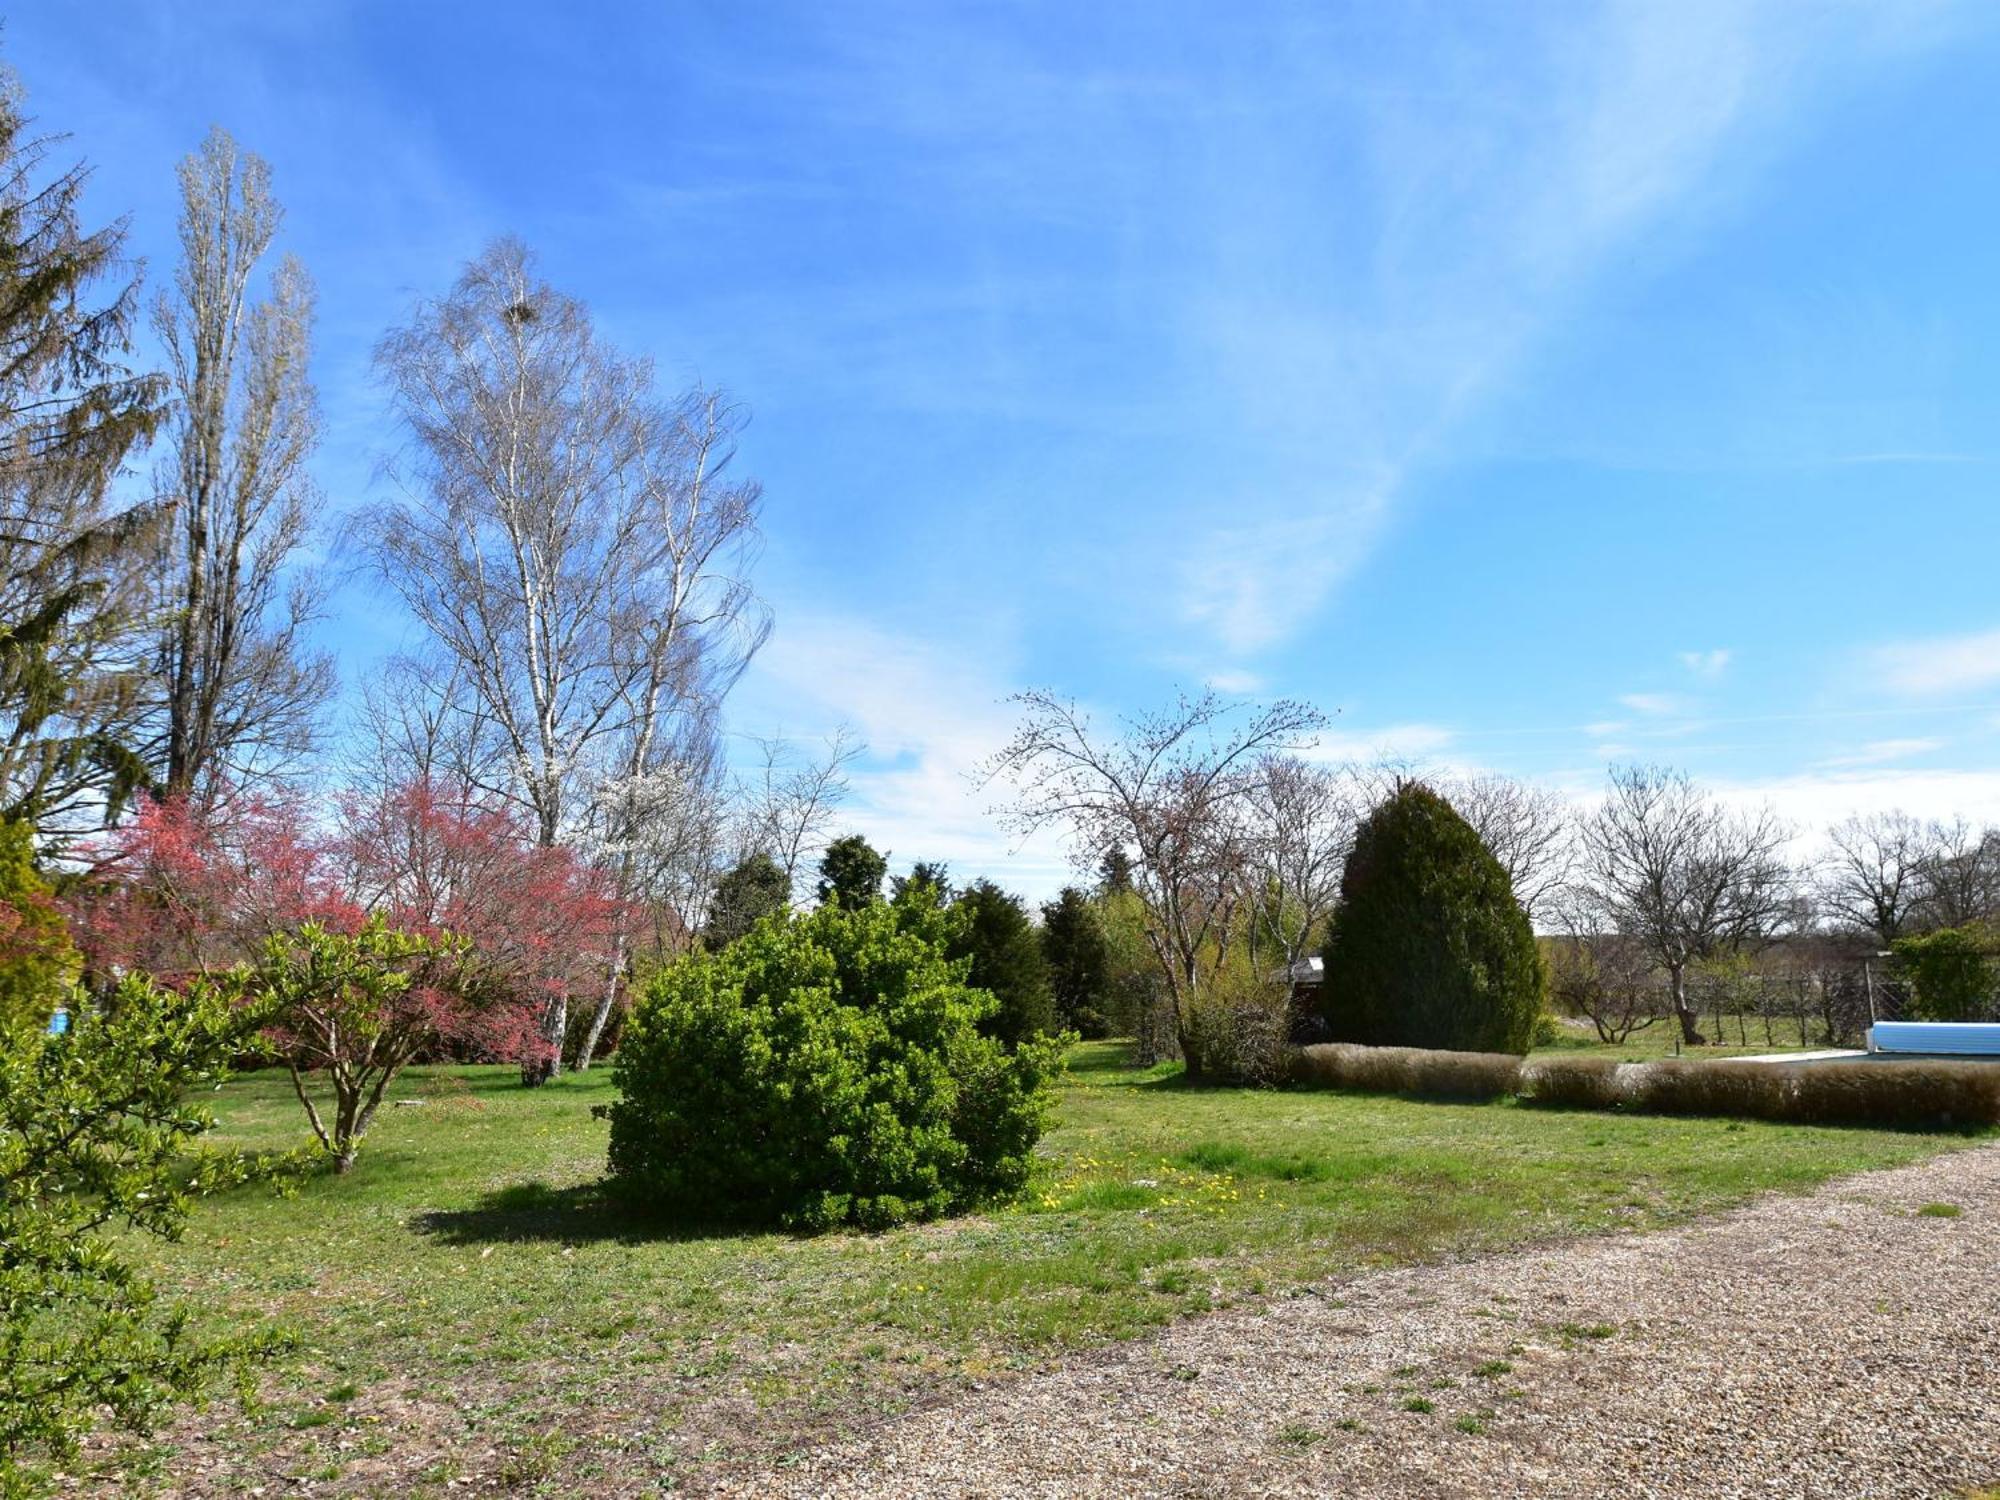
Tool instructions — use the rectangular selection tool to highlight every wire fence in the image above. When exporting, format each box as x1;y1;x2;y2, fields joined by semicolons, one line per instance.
1568;957;2000;1051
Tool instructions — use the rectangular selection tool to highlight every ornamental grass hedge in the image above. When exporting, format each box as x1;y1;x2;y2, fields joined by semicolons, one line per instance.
1295;1042;2000;1129
1292;1042;1524;1101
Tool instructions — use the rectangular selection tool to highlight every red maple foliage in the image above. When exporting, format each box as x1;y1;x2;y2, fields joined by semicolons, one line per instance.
68;781;621;1070
335;781;621;1068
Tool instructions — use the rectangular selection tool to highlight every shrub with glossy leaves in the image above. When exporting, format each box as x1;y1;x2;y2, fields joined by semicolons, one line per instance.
1321;782;1544;1054
604;895;1065;1232
2;971;294;1495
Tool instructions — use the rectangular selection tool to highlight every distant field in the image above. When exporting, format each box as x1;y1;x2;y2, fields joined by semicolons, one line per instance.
1531;1016;1845;1062
110;1042;1974;1495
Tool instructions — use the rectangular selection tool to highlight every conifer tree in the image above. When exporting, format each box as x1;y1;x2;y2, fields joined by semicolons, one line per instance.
0;67;167;840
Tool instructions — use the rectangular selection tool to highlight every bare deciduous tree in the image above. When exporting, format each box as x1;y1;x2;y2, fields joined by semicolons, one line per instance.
1575;765;1791;1045
362;238;767;1076
1912;816;2000;932
152;127;330;800
735;727;861;898
574;710;732;1067
1544;887;1659;1043
1821;810;1931;945
1442;773;1574;926
1243;754;1354;972
983;689;1325;1076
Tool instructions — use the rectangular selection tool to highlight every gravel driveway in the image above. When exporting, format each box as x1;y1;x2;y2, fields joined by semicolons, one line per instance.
718;1144;2000;1499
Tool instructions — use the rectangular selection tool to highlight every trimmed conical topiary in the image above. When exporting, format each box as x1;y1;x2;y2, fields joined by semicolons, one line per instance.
1320;781;1544;1054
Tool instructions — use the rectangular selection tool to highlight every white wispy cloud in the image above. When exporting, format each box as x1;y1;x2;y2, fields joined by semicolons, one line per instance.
1710;767;2000;858
1813;737;1945;769
1679;648;1733;677
1179;501;1391;656
1618;691;1695;717
1175;2;1969;657
1203;668;1265;695
732;610;1074;898
1866;627;2000;697
1304;722;1459;766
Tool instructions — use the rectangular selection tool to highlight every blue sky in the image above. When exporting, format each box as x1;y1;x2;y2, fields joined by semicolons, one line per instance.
13;1;2000;894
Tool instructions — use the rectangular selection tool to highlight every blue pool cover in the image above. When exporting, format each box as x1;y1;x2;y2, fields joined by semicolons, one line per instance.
1868;1021;2000;1056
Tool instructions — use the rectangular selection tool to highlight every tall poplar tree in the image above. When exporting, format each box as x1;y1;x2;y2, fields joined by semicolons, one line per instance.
151;127;329;801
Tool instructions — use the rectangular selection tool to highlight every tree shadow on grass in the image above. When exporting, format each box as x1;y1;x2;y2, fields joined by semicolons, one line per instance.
411;1178;762;1247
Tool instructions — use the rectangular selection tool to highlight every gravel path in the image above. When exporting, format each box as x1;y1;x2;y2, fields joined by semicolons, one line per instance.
718;1145;2000;1499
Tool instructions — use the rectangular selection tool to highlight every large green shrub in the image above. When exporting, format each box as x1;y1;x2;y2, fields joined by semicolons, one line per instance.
2;971;293;1495
604;897;1064;1232
1891;923;1996;1021
1320;782;1544;1053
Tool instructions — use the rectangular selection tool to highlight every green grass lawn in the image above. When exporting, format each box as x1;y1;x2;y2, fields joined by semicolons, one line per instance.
111;1041;1976;1495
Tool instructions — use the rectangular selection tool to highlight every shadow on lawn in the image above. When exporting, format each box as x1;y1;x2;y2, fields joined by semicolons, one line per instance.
412;1179;753;1247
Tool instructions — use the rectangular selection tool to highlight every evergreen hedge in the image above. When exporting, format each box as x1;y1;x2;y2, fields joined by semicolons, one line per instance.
1320;782;1544;1054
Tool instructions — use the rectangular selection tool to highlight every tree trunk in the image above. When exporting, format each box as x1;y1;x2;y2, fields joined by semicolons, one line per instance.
1670;965;1706;1045
574;933;625;1072
522;990;568;1086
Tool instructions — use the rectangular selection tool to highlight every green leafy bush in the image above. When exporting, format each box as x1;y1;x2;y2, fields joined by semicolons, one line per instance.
1320;782;1544;1054
2;972;294;1495
1183;968;1294;1086
604;897;1066;1231
1891;923;1996;1021
1293;1042;1522;1100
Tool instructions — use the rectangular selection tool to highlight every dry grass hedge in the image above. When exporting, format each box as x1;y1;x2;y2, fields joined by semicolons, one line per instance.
1518;1055;1629;1111
1298;1044;2000;1130
1635;1059;1796;1121
1293;1043;1523;1100
1785;1061;2000;1129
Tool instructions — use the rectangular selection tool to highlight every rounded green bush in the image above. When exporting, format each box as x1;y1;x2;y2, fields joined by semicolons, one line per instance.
605;895;1064;1232
1320;781;1544;1054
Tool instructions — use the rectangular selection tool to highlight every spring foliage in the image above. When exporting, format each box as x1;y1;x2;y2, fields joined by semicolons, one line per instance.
0;973;293;1496
1891;922;1996;1022
0;821;77;1029
605;895;1064;1231
1321;782;1544;1054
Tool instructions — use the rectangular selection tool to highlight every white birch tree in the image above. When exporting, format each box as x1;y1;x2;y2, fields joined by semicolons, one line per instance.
363;239;766;1077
